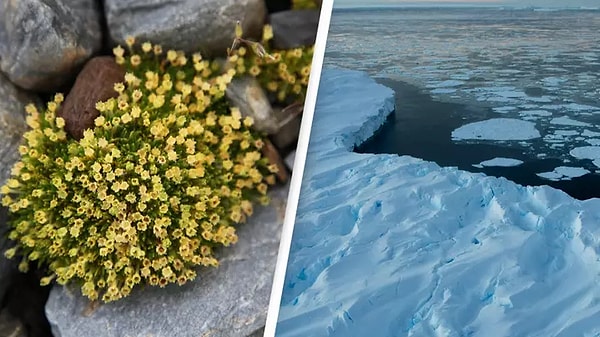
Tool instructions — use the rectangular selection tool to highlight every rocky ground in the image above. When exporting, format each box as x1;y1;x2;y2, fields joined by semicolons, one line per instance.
0;0;319;336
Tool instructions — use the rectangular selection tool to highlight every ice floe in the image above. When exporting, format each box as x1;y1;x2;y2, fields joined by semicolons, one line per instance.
473;157;524;168
452;118;541;141
536;166;590;181
550;116;591;127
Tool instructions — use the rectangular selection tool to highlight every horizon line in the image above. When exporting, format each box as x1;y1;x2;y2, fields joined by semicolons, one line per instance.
333;4;600;9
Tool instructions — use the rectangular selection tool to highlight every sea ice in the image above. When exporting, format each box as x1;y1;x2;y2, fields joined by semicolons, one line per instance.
473;157;524;168
427;79;464;88
430;88;457;94
554;130;579;136
519;109;552;117
582;129;600;137
536;166;590;181
493;106;516;114
541;77;566;87
277;68;600;337
451;118;541;141
570;146;600;161
550;116;591;127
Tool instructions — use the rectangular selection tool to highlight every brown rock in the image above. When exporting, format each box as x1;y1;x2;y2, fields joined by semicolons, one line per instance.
57;57;125;140
262;138;289;183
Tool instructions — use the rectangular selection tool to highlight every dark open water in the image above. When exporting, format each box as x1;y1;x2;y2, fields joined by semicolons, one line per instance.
325;7;600;199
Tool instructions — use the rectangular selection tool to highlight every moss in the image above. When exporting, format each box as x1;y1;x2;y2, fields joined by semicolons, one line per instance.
292;0;318;9
1;40;279;303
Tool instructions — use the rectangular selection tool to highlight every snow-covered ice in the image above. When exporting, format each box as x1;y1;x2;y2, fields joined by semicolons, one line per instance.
451;118;541;141
473;157;524;168
276;68;600;337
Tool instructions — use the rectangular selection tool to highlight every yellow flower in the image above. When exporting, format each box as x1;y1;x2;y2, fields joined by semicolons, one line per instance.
95;116;106;127
130;55;142;66
125;36;135;47
123;193;136;204
167;50;178;62
4;247;16;259
55;117;65;128
263;24;274;41
142;42;152;53
98;138;108;148
249;65;261;76
153;95;165;108
114;82;125;93
113;45;125;57
121;113;132;124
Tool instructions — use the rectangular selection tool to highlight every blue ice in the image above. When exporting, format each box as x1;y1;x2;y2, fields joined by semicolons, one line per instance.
277;68;600;337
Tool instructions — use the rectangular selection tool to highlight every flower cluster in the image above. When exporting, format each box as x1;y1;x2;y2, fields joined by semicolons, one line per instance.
227;25;314;104
1;40;278;302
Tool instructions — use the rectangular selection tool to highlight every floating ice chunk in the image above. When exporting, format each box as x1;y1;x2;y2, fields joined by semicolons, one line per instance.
586;139;600;146
430;88;457;94
541;77;566;87
452;118;541;141
520;110;552;117
554;130;579;136
542;103;598;112
520;104;540;109
490;88;528;99
536;166;590;181
582;129;600;137
450;74;470;80
473;157;524;168
562;103;598;112
536;171;563;181
427;79;464;88
570;146;600;160
550;116;590;127
493;106;517;114
525;96;553;103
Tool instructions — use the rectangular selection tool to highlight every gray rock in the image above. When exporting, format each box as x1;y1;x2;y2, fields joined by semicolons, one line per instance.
0;74;36;185
269;9;320;49
0;207;16;308
270;107;301;150
226;76;279;134
0;74;38;311
284;150;296;171
104;0;266;57
46;184;289;337
0;308;26;337
0;0;103;92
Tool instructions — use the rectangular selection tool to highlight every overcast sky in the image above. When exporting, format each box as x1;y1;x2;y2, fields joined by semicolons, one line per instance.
335;0;600;7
